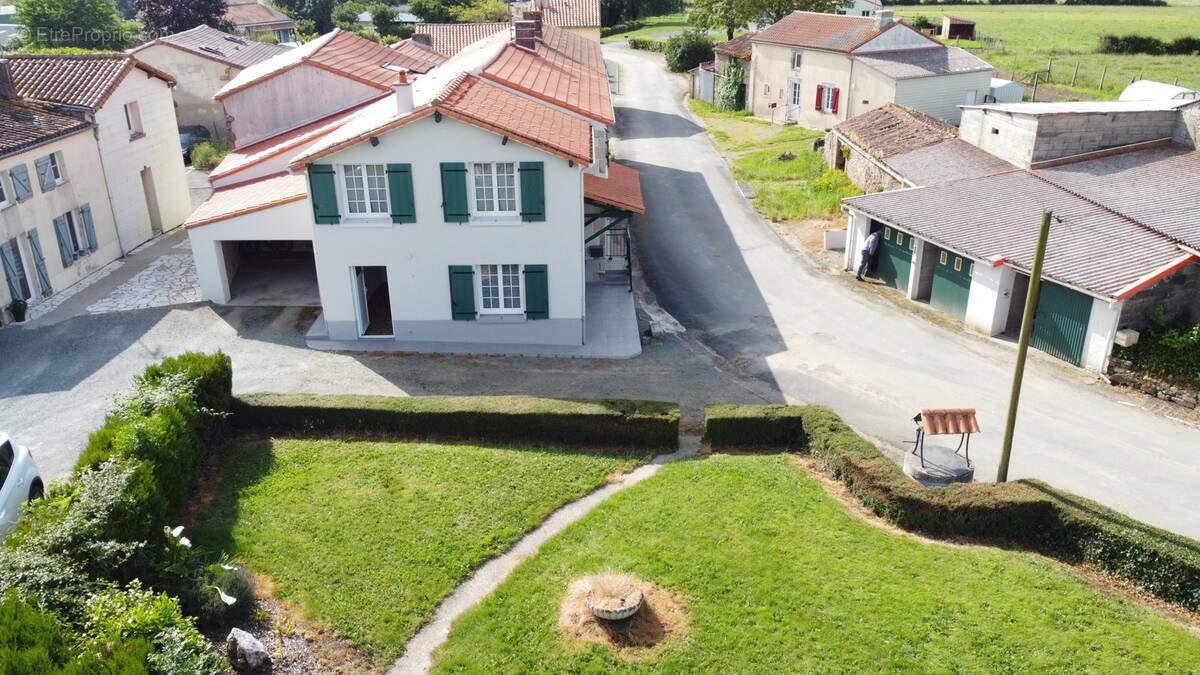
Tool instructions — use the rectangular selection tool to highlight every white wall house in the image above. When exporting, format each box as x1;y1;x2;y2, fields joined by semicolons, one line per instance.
130;25;289;139
9;53;191;254
840;0;881;17
185;23;644;354
748;10;992;128
0;70;120;323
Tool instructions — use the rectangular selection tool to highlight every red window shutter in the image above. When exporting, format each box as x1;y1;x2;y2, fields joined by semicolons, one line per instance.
815;85;824;111
832;87;840;114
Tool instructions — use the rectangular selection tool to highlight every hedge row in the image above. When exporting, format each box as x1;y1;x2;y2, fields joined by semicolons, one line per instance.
703;404;1200;612
232;393;680;449
1099;33;1200;55
628;37;665;52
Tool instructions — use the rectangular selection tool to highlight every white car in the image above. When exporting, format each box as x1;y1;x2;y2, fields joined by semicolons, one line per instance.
0;433;43;540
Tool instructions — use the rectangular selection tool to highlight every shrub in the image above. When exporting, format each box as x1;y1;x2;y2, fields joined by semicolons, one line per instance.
703;404;806;450
714;58;744;111
1114;307;1200;380
664;29;714;72
628;36;665;52
190;140;230;171
909;14;936;30
0;590;77;671
704;404;1200;612
232;393;680;449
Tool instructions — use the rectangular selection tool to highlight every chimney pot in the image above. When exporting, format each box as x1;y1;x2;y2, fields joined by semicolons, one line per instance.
393;69;414;114
0;59;15;100
873;9;894;31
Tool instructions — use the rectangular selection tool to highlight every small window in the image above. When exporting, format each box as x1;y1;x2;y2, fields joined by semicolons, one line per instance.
47;154;62;183
124;101;143;138
479;263;522;314
0;173;8;208
896;232;904;246
472;162;517;215
763;83;770;95
939;251;948;265
954;257;963;272
968;263;975;276
884;227;891;240
991;128;1000;135
342;164;388;216
908;237;915;251
791;52;802;69
65;211;82;253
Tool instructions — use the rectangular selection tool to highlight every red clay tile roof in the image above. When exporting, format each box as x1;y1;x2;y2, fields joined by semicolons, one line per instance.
390;38;450;70
184;172;308;228
714;32;756;59
584;162;644;214
437;74;592;163
223;2;295;28
0;100;92;159
919;409;980;435
411;22;510;57
7;54;174;110
131;24;289;69
480;25;612;125
753;11;881;52
511;0;600;29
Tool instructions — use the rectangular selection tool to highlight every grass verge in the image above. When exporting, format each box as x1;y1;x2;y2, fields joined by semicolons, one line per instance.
193;437;650;665
432;454;1200;672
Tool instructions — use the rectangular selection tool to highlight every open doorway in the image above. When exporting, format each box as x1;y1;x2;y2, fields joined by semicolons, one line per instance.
353;266;392;337
1003;272;1031;337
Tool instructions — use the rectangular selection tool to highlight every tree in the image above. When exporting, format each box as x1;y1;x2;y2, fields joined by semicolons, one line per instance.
687;0;756;40
331;0;366;31
454;0;509;23
274;0;338;33
134;0;233;36
601;0;681;27
410;0;459;22
15;0;131;49
753;0;841;24
663;29;713;72
369;3;399;36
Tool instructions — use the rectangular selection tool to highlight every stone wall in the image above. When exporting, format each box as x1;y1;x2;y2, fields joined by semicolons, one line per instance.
1108;359;1199;410
1118;263;1200;331
845;148;905;193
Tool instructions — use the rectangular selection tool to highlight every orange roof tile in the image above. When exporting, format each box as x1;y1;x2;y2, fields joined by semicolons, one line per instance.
480;25;612;125
753;11;881;52
919;409;980;435
511;0;600;28
584;163;644;214
8;54;174;110
224;2;295;28
0;100;92;159
390;39;450;69
411;23;510;57
184;172;308;228
714;32;756;59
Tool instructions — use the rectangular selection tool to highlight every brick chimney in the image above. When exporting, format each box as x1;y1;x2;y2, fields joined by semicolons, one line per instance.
514;19;538;51
521;9;543;38
873;9;894;31
0;59;15;100
411;33;432;48
393;69;413;114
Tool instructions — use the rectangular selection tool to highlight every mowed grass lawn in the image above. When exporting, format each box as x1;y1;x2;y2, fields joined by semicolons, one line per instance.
193;437;649;665
689;100;861;221
433;455;1200;672
893;5;1200;97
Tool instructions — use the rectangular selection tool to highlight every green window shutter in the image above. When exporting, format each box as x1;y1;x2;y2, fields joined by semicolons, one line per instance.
386;163;415;223
307;164;340;224
440;162;469;222
523;264;548;319
448;265;476;320
518;161;545;222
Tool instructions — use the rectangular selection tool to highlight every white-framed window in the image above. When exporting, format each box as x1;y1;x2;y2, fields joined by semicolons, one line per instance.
124;101;143;138
471;162;517;216
478;263;522;314
791;51;802;69
821;84;836;112
341;164;388;217
763;83;770;95
0;173;8;209
48;153;62;183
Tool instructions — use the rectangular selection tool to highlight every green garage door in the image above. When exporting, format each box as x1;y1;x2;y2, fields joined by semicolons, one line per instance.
1032;281;1092;366
876;225;913;292
929;247;973;320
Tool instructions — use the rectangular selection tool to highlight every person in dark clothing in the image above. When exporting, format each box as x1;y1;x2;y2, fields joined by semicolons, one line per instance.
856;230;881;281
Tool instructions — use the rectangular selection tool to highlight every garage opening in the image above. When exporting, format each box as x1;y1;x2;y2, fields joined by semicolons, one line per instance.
353;266;393;337
225;241;320;306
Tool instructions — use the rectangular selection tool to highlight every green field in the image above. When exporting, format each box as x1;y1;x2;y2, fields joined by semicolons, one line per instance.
892;4;1200;98
193;438;647;665
432;454;1200;672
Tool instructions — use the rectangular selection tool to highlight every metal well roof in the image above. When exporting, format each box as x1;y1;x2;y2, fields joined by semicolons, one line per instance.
753;11;881;52
8;53;174;110
854;46;992;79
585;162;644;214
843;170;1190;299
412;22;510;57
0;99;91;158
131;25;289;69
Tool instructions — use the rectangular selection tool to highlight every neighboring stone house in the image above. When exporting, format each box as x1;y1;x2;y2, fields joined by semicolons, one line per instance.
711;32;754;107
130;25;289;139
8;53;191;254
838;98;1200;372
224;1;297;44
749;10;992;127
0;78;120;324
184;21;644;356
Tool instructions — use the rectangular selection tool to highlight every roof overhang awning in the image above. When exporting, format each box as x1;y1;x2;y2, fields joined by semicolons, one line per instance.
184;172;308;229
584;163;645;215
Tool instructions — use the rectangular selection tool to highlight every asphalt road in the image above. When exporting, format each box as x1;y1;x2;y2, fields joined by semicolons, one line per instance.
605;44;1200;539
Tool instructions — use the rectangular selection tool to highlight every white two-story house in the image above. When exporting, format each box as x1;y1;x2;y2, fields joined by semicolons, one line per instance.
184;21;644;355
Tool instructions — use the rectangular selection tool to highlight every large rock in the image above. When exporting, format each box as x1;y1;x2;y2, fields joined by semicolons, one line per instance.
226;628;270;671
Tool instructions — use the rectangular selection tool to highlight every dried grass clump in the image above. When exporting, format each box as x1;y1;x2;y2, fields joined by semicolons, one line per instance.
585;573;643;613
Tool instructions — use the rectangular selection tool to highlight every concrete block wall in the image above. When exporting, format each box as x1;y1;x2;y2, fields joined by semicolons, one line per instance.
959;109;1039;167
1173;100;1200;149
1030;111;1179;163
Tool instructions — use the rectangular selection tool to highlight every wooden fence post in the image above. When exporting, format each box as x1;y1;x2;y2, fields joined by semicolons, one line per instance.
1071;61;1079;87
1099;65;1107;91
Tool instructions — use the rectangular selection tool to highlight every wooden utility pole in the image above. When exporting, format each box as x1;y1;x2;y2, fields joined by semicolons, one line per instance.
997;211;1052;483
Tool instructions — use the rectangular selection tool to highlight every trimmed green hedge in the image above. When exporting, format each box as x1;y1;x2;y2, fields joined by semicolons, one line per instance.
232;394;680;449
705;404;1200;613
703;404;806;450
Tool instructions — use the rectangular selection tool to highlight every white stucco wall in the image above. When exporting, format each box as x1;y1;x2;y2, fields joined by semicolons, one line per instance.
1082;297;1122;372
311;114;586;345
965;261;1015;335
220;64;383;148
893;70;993;125
94;70;191;251
0;131;120;315
839;0;878;16
958;108;1039;167
132;45;239;137
750;43;855;127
